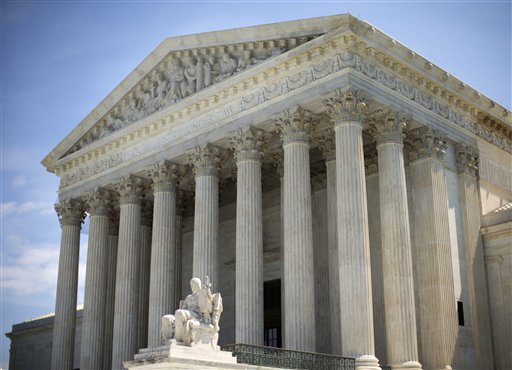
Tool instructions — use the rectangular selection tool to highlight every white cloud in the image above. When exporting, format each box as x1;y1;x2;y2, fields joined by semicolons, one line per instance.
10;174;26;187
1;235;88;300
1;248;59;295
1;200;54;217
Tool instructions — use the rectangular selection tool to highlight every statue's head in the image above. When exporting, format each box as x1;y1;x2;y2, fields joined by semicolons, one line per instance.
190;278;201;293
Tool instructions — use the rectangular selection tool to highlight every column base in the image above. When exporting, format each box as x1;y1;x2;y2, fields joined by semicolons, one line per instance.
356;355;380;370
391;361;422;370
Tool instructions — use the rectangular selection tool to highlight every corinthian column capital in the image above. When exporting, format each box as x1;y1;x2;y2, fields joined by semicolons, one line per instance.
147;161;181;193
55;199;86;226
188;143;224;177
85;188;112;216
406;126;447;162
316;128;336;162
323;88;370;126
274;106;316;144
456;143;479;176
114;176;145;205
371;109;411;146
230;127;268;163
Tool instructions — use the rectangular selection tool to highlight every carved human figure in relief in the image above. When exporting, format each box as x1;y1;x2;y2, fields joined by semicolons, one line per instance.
161;277;223;350
204;56;220;87
165;57;186;101
237;49;254;71
183;57;197;97
152;71;169;110
217;53;237;81
195;56;204;92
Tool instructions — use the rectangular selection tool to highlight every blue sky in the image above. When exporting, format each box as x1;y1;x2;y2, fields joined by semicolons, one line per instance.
1;1;510;368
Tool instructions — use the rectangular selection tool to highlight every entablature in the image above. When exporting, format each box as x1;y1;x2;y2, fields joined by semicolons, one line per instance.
45;14;512;199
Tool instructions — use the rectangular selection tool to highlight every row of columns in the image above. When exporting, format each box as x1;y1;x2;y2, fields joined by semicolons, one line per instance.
51;87;485;370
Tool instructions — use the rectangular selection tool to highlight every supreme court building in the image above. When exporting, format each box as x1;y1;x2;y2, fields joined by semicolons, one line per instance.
7;14;512;370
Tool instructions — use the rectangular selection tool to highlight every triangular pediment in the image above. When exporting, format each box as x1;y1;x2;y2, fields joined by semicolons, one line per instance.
42;13;511;173
43;14;354;167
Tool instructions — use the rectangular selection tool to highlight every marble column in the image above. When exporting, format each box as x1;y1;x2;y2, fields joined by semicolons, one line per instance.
189;144;222;290
137;200;153;349
147;162;178;348
318;130;339;353
407;127;457;370
324;89;378;368
311;172;331;354
103;207;119;369
364;145;387;365
80;189;110;370
272;151;286;348
456;144;494;370
111;176;143;370
231;127;265;345
484;255;510;369
174;190;188;309
373;110;420;369
51;200;84;370
275;107;316;352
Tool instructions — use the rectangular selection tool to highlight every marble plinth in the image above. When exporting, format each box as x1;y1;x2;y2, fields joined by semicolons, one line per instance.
124;340;282;370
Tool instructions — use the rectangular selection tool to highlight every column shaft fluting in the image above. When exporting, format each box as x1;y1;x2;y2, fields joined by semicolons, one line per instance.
190;144;221;289
111;177;143;370
365;152;387;364
375;112;420;369
51;201;83;370
276;108;316;352
103;214;119;369
335;123;375;358
324;89;378;368
174;200;184;309
137;208;152;349
312;176;331;354
147;163;177;348
326;159;341;352
456;144;494;369
80;191;110;370
408;128;457;370
319;133;341;354
232;128;264;345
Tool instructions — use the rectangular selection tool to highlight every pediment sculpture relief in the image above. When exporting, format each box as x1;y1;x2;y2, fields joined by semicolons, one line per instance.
66;38;315;156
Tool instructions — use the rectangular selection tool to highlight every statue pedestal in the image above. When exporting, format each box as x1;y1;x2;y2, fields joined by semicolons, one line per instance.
123;339;238;369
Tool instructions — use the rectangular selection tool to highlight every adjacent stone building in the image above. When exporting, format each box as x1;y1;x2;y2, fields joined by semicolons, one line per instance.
7;14;511;370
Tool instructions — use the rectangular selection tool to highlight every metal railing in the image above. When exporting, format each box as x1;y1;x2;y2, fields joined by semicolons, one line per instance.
221;343;356;370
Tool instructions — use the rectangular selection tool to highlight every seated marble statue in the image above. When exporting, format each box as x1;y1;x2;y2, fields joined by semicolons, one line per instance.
161;277;223;350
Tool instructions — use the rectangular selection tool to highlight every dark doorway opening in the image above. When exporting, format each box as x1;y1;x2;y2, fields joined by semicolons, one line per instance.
264;279;282;347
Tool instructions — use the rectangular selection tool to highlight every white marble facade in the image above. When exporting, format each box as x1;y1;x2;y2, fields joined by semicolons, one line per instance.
22;13;511;370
